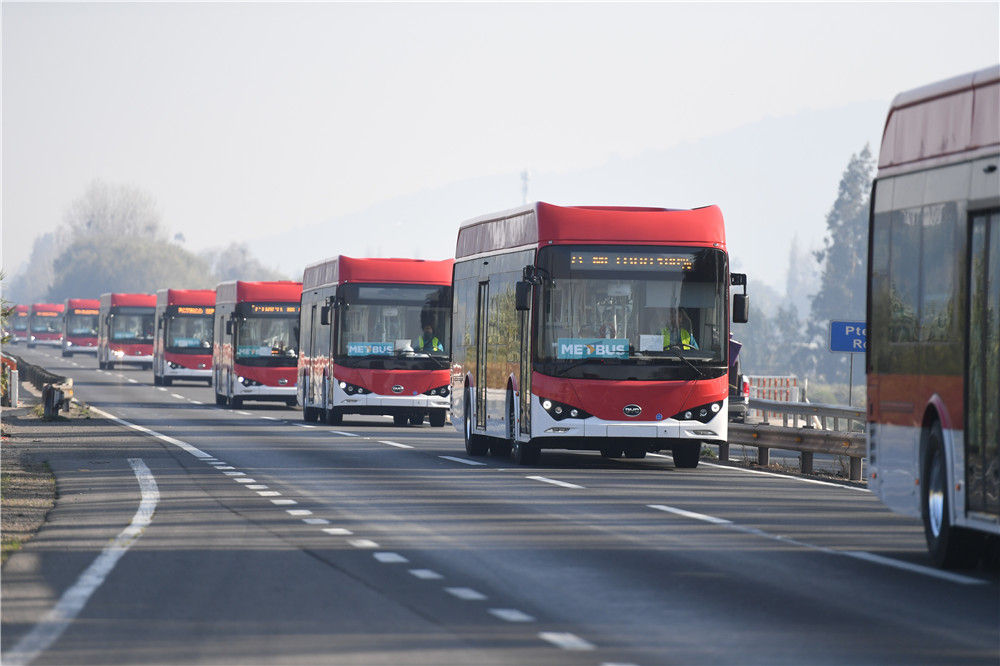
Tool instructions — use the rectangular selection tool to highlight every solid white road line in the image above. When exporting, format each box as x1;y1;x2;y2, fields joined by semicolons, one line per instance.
489;608;535;622
409;569;443;580
373;552;409;563
538;632;595;651
322;528;353;536
3;458;159;666
526;475;584;490
439;456;486;466
647;504;985;585
87;406;213;460
445;587;486;601
379;440;413;449
698;460;870;492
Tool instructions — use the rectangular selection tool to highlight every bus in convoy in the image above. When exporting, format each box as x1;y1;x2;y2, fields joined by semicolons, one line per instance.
10;305;29;344
299;256;453;426
62;298;100;356
451;202;748;466
866;65;999;568
213;280;302;408
153;289;215;386
27;303;65;348
97;293;156;370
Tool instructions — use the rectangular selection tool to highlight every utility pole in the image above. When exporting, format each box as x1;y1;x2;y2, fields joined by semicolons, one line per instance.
521;170;530;205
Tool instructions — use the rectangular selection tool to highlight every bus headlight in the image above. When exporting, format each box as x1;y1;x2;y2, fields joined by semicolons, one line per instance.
539;397;591;421
672;401;724;424
424;385;450;397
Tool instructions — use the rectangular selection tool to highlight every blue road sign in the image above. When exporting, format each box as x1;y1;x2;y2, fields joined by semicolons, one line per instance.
830;320;867;353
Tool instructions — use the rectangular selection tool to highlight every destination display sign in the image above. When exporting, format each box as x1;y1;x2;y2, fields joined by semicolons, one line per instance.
35;311;60;317
570;251;694;271
71;308;100;315
174;306;215;315
247;304;300;315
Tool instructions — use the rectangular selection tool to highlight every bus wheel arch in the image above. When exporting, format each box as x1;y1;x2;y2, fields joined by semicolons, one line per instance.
463;386;488;456
920;417;978;568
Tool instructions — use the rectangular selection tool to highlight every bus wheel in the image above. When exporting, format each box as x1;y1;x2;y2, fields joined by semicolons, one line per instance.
325;408;343;425
600;446;624;458
511;439;539;465
625;445;647;459
162;377;172;387
62;351;71;358
922;423;979;569
672;441;701;469
408;413;424;426
285;399;297;408
463;391;489;456
230;397;243;408
153;375;161;386
215;392;227;406
393;414;408;426
429;410;446;428
303;406;316;422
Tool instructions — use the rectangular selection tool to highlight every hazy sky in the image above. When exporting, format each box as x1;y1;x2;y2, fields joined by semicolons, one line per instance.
3;2;998;280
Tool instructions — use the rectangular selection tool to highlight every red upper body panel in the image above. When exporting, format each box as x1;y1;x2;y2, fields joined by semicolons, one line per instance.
66;298;100;311
303;256;453;290
215;281;302;305
30;303;65;314
101;293;156;308
157;289;216;307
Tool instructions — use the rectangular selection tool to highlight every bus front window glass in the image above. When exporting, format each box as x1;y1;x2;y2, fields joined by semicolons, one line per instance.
31;315;63;334
13;315;28;332
236;318;298;360
68;314;98;336
111;313;154;341
167;316;213;350
336;285;452;358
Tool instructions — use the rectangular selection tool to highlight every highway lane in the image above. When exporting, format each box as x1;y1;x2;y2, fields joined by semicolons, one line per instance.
4;346;999;665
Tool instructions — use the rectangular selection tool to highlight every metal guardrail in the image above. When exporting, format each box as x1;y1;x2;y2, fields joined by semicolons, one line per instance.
723;398;866;481
4;352;73;418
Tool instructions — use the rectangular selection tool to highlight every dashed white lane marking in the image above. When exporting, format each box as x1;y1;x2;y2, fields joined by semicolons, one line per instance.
234;478;256;483
646;504;986;585
156;387;167;392
322;528;353;536
296;424;317;429
214;465;236;470
439;456;486;466
330;431;360;437
257;490;281;497
261;416;278;421
170;393;185;399
3;458;159;666
302;518;330;525
526;475;584;489
189;400;203;405
380;440;413;449
236;410;252;416
223;471;245;477
489;608;535;622
409;569;443;580
127;378;139;384
538;632;595;651
271;499;297;506
374;552;409;563
246;485;268;490
286;509;312;516
446;587;486;601
348;539;379;549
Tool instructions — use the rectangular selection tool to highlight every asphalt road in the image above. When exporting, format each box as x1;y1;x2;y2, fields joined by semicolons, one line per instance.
3;345;998;665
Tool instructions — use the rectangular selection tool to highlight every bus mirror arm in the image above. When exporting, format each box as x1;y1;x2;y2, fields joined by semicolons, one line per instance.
730;273;749;323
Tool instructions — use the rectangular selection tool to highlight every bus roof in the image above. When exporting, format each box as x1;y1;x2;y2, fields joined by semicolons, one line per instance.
156;288;216;308
455;202;726;259
65;298;101;310
14;305;29;314
878;64;999;175
215;280;302;305
30;303;65;313
302;256;453;291
100;293;157;308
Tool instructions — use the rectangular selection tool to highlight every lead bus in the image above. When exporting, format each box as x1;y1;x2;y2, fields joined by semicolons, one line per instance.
27;303;65;348
98;293;156;369
451;202;748;466
62;298;100;356
866;65;999;568
9;305;29;344
153;289;215;386
299;256;453;426
213;280;301;408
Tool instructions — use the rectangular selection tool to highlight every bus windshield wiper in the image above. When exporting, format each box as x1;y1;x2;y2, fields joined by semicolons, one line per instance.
667;345;705;378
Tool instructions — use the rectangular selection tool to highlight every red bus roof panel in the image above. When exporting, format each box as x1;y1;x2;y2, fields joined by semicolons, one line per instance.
100;293;157;308
65;298;101;310
30;303;66;314
156;289;216;308
302;256;453;291
215;281;302;305
456;202;726;258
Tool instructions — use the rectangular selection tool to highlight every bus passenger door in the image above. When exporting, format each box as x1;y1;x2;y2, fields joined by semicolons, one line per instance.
519;294;531;435
308;304;319;406
475;281;489;430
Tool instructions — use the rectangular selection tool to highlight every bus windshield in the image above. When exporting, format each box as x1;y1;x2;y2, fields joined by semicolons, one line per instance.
236;316;298;366
166;315;213;352
111;310;154;342
31;314;63;333
13;314;28;331
67;313;98;336
335;283;452;369
535;245;727;380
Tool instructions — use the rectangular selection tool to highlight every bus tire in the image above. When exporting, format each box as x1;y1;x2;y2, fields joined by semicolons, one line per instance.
215;392;227;406
922;422;979;569
230;397;243;408
393;414;408;427
162;377;172;387
600;446;624;458
511;439;539;465
429;410;446;428
324;408;343;425
463;390;489;456
153;375;161;386
625;445;647;459
303;406;316;422
62;351;71;358
285;398;297;408
672;441;701;469
408;413;424;426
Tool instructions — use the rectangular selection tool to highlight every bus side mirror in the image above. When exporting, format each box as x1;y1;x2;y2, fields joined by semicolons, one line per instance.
515;282;531;311
733;294;749;323
225;320;233;335
320;305;331;326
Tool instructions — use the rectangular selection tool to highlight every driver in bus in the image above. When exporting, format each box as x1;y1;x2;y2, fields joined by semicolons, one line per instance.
416;323;444;352
651;308;698;350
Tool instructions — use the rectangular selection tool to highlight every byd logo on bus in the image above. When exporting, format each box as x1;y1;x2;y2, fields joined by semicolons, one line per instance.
829;320;867;353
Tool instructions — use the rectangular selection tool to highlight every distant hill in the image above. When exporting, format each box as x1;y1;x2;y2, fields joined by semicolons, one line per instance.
250;100;887;292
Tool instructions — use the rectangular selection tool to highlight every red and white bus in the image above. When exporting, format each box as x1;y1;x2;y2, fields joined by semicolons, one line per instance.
153;289;215;386
213;280;301;408
451;202;748;466
10;305;30;344
27;303;65;348
62;298;100;356
299;256;453;426
97;293;156;369
866;65;999;568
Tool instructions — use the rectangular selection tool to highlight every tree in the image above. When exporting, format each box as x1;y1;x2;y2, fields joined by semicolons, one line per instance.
64;180;163;240
807;145;876;381
5;232;66;304
201;243;288;283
